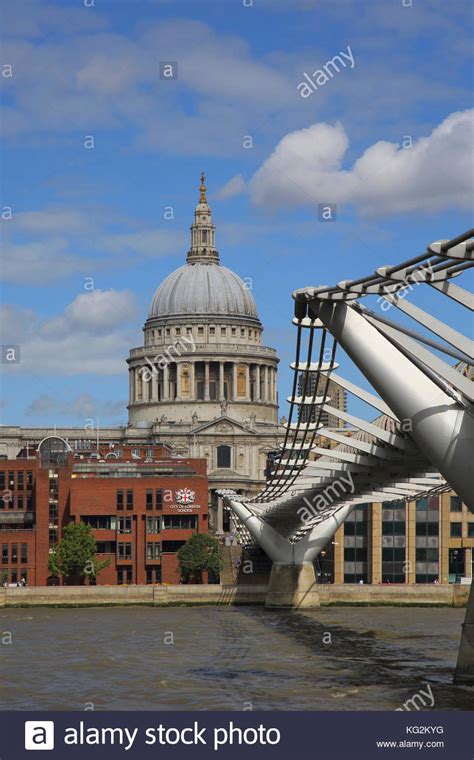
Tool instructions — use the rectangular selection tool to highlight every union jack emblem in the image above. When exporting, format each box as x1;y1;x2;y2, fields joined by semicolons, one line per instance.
175;488;196;505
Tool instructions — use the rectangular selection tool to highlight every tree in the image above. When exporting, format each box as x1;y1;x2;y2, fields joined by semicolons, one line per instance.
48;522;110;584
177;533;223;583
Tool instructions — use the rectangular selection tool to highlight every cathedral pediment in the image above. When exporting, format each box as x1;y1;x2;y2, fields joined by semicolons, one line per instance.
191;415;258;436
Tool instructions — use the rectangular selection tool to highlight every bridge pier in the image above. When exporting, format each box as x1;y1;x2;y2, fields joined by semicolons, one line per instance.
265;562;320;608
454;582;474;685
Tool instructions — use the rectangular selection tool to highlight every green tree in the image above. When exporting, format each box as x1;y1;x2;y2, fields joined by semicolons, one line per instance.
48;522;110;584
177;533;223;583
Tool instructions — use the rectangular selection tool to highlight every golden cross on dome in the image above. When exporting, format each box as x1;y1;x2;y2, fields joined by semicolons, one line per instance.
199;172;207;203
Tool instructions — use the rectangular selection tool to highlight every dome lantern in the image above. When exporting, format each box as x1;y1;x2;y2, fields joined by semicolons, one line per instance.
187;171;219;264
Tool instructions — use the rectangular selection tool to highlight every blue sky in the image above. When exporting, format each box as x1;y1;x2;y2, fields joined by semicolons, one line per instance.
1;0;473;428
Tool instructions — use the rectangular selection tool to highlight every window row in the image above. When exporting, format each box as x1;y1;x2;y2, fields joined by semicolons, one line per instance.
1;543;28;564
82;514;198;532
116;489;164;511
146;325;259;343
0;471;33;491
0;494;33;510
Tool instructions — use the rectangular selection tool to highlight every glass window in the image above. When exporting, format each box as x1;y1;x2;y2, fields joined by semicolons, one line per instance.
217;445;231;468
209;326;215;335
146;516;160;533
198;326;204;335
467;523;474;538
0;472;4;490
20;544;27;563
117;542;132;560
117;517;132;534
11;544;18;563
146;490;153;510
161;540;186;553
26;471;33;488
17;471;24;490
450;522;462;538
8;472;15;489
116;490;124;510
162;515;197;530
156;489;163;510
17;494;24;510
1;544;8;564
450;496;462;512
126;490;134;510
146;542;161;560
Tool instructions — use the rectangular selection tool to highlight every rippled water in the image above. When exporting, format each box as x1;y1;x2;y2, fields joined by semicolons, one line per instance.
1;606;472;710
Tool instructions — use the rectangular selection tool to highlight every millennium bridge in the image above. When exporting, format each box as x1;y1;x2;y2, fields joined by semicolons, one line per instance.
220;228;473;684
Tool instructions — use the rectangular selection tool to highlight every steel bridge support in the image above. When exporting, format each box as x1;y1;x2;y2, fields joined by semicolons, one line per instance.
314;299;474;684
229;499;354;608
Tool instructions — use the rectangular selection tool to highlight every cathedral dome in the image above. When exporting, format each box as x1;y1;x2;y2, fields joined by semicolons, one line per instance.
148;173;260;323
149;262;258;319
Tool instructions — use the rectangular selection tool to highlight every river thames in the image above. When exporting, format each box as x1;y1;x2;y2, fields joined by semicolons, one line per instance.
1;606;472;711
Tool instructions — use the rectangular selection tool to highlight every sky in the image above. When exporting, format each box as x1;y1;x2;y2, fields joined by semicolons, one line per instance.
1;0;473;430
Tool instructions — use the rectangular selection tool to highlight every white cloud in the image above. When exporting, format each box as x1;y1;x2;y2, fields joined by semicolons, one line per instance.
0;290;140;376
215;174;246;200
249;109;474;215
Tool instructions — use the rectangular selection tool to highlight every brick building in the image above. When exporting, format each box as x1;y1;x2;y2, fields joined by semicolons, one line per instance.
0;436;209;586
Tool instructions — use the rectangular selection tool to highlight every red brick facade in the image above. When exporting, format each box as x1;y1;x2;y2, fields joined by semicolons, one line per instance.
0;440;209;586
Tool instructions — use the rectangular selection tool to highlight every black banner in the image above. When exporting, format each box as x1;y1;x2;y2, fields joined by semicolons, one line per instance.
0;711;472;759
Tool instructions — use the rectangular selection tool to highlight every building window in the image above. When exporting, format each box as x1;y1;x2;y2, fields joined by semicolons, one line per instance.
381;501;406;583
221;327;226;335
217;445;231;468
161;540;186;553
468;523;474;538
343;504;368;583
1;545;7;564
156;489;163;510
17;471;24;490
450;496;462;512
11;570;17;585
146;489;153;510
162;515;197;530
0;472;4;490
8;472;14;489
146;542;161;560
20;570;27;585
146;516;161;533
240;328;245;337
116;490;124;510
118;516;132;534
209;326;215;335
117;542;132;560
117;568;133;585
198;326;204;335
449;548;465;582
450;522;463;538
20;544;27;564
175;327;181;335
186;326;192;334
231;327;236;336
26;471;33;488
17;495;24;510
126;490;134;510
11;544;18;564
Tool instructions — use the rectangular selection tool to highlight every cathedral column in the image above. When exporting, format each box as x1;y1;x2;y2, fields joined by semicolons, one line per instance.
245;364;251;401
176;362;182;400
204;361;210;401
255;365;261;401
190;362;196;400
232;363;238;401
219;361;225;400
263;366;269;402
216;496;224;534
163;363;170;401
129;368;134;404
